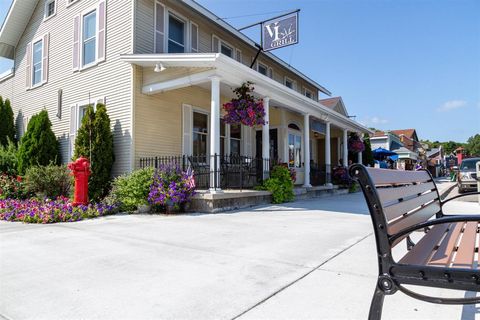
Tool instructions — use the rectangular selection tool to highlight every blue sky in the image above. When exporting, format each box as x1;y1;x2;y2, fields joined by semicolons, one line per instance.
1;0;479;142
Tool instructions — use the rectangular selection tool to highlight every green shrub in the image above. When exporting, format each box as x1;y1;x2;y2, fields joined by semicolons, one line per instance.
0;138;18;175
260;165;295;204
110;167;154;212
0;96;16;147
0;174;30;199
25;163;71;198
74;103;115;201
17;110;60;174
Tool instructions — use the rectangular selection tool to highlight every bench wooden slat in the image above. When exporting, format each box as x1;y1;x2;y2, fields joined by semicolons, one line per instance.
452;222;478;269
384;191;439;222
376;182;435;206
399;223;451;265
428;222;465;267
366;167;431;185
387;202;441;235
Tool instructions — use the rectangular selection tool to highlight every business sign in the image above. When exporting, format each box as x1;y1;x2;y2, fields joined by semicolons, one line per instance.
262;12;298;51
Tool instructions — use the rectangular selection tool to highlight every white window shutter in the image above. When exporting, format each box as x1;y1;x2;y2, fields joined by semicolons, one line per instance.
42;33;49;83
97;0;106;62
73;15;80;70
190;23;198;53
69;104;78;159
268;67;273;79
212;35;219;52
182;104;193;156
25;42;32;89
154;2;165;53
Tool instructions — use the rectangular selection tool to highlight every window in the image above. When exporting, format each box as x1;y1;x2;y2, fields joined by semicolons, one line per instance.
288;123;302;168
285;77;295;90
258;63;268;76
69;98;104;158
193;112;208;156
230;124;241;155
82;10;97;66
67;0;80;7
168;14;185;53
44;0;56;20
304;88;314;99
220;42;233;58
32;40;43;86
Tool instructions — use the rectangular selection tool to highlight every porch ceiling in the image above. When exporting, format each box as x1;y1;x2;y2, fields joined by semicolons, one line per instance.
121;53;373;134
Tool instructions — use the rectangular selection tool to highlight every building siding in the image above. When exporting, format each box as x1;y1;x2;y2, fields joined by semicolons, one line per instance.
0;0;134;175
133;0;320;99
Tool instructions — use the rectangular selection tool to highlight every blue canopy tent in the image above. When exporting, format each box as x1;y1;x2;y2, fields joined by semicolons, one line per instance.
373;148;399;161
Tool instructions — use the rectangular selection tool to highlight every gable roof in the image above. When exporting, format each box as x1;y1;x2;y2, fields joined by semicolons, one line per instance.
318;96;348;116
391;129;418;141
0;0;332;97
0;0;38;59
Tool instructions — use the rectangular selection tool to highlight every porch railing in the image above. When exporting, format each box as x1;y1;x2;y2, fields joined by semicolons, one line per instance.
139;154;270;190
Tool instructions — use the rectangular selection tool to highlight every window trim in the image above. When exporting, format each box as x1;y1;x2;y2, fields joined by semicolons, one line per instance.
166;11;187;53
81;9;97;68
191;107;210;158
44;0;57;21
284;76;296;90
303;87;314;100
66;0;80;8
287;122;303;168
31;38;44;88
212;34;238;59
257;62;269;76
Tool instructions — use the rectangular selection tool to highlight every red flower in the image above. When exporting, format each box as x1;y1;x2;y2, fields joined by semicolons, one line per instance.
16;176;22;182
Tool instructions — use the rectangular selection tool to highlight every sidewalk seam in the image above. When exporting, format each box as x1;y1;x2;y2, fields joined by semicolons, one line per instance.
231;232;373;320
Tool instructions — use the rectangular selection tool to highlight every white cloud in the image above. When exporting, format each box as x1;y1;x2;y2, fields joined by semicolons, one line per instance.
436;100;467;112
359;116;389;127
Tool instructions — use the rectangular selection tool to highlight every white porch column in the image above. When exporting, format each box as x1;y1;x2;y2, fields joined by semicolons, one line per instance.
357;133;363;164
262;97;270;179
325;122;332;186
343;128;349;167
303;114;311;187
209;76;222;192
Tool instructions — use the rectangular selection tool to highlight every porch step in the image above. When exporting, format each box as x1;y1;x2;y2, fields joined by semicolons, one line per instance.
188;185;350;213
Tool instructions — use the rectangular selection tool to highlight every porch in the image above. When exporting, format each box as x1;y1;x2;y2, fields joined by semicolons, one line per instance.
123;53;371;191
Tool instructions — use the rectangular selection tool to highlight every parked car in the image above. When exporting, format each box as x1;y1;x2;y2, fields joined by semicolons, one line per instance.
457;157;480;193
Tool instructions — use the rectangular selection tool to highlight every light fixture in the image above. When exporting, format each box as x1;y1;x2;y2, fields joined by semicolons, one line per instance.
154;63;166;72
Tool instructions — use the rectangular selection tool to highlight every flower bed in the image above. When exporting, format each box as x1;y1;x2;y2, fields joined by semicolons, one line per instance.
0;196;117;224
148;165;196;212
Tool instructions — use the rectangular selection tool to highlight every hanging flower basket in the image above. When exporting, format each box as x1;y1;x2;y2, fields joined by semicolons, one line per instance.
223;82;265;127
348;133;365;154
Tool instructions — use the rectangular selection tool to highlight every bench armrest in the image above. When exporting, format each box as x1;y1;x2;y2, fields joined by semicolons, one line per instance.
441;192;480;206
389;215;480;245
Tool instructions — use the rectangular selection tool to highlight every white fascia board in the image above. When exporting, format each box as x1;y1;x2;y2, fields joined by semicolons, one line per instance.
0;0;39;47
181;0;331;96
142;69;218;94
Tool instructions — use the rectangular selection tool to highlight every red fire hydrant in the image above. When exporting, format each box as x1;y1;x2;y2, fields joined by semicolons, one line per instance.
68;157;91;206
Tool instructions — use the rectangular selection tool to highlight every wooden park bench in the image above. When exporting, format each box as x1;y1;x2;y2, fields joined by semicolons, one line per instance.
349;164;480;320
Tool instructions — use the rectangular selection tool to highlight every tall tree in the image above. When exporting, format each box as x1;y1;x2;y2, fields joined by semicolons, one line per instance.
362;135;375;166
17;110;59;174
466;134;480;156
0;96;16;146
74;103;114;201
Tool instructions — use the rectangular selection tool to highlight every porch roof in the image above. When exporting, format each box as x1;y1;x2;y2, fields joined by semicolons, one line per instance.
120;53;373;134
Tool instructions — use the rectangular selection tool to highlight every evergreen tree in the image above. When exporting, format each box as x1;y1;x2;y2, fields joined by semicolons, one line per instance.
466;134;480;156
0;96;16;146
362;135;375;166
17;110;59;174
74;103;114;201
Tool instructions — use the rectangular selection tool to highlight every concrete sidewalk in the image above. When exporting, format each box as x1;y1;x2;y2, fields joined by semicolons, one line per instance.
0;192;478;320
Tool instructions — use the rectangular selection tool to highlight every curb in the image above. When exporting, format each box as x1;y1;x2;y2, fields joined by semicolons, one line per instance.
439;183;456;200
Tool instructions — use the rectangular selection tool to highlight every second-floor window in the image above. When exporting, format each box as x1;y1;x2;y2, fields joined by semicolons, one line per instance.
168;14;186;53
44;0;56;20
83;11;97;66
32;40;43;86
285;77;295;90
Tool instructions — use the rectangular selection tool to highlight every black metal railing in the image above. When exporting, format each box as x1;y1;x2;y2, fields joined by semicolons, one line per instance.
139;154;270;190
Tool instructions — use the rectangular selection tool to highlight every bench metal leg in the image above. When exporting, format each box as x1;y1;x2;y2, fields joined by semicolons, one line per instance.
368;285;385;320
